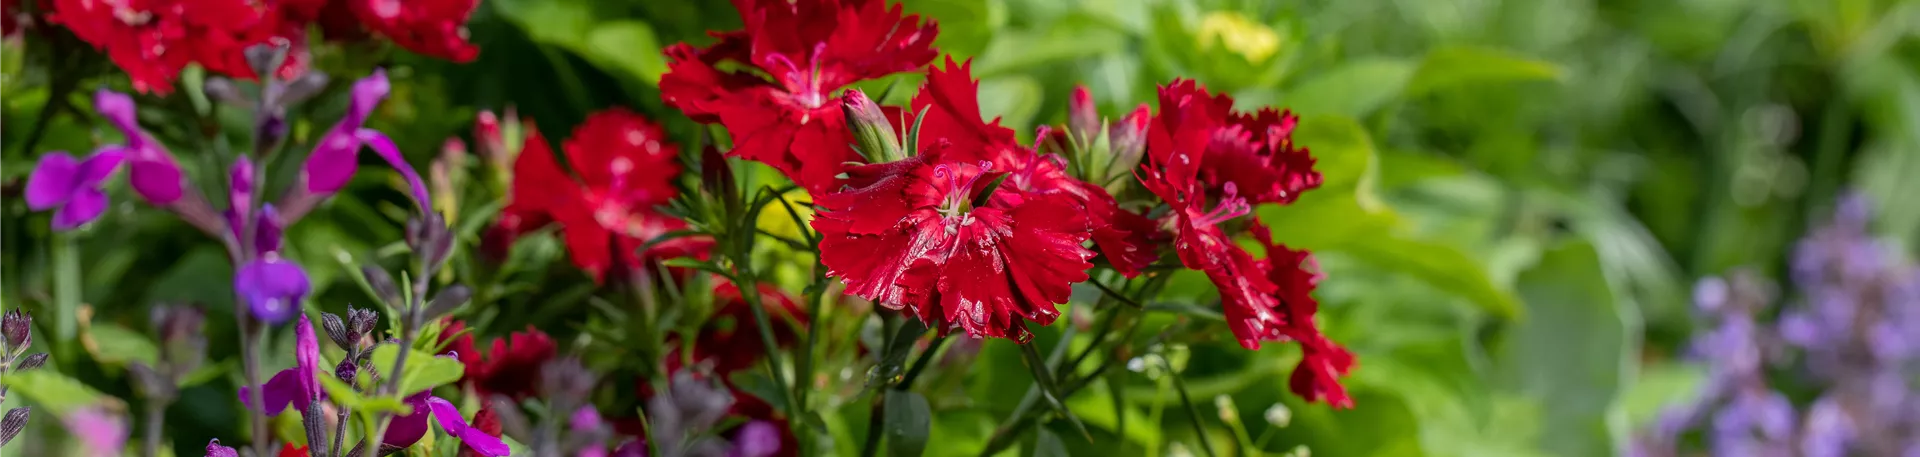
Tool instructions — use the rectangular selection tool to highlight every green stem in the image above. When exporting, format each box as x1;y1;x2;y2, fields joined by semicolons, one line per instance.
50;232;81;361
1165;358;1217;457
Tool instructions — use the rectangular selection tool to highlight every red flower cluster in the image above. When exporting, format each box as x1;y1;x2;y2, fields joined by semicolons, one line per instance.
46;0;478;94
812;59;1096;343
660;0;938;193
499;108;708;281
1139;80;1351;407
441;320;557;400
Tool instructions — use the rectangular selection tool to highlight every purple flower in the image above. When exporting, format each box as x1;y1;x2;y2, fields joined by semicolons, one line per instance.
571;406;603;430
96;89;186;205
205;439;239;457
25;148;125;230
289;69;430;214
241;313;324;414
234;256;309;324
62;406;127;457
728;421;783;457
382;392;510;456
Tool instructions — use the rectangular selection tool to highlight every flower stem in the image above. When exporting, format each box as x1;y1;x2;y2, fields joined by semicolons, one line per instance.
241;320;270;457
50;231;81;362
141;397;166;457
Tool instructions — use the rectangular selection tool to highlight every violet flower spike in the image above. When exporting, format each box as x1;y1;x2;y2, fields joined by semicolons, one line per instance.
383;392;511;456
26;148;125;230
205;439;239;457
240;313;325;414
63;406;128;457
303;69;390;195
234;255;309;325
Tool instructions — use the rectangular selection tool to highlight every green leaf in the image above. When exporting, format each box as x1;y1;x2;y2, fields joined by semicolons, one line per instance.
1407;46;1563;96
318;376;411;415
1615;362;1706;431
587;21;668;85
1496;241;1632;457
369;345;465;397
0;370;108;415
492;0;592;48
82;322;160;368
882;390;932;457
867;319;929;388
1285;58;1418;118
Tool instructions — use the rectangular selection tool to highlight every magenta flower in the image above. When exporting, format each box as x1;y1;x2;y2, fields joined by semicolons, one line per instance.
240;314;323;413
234;256;309;325
382;392;510;456
25;148;125;230
62;405;127;457
205;439;239;457
284;69;431;219
95;89;186;205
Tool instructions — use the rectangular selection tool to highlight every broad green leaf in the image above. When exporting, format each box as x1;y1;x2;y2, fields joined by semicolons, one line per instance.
882;390;932;457
318;376;411;415
369;345;465;397
1346;235;1524;319
1407;46;1563;96
82;322;160;368
493;0;592;48
0;370;109;415
1615;362;1706;431
1497;241;1631;457
587;21;668;85
1286;58;1418;118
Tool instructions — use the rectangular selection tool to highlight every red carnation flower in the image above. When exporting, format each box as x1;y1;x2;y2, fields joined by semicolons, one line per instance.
671;280;807;375
48;0;308;93
813;149;1095;342
453;325;555;400
347;0;480;62
502;108;708;282
660;0;938;193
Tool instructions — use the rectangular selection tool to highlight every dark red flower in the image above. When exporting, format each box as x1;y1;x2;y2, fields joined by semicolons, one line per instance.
1201;108;1319;205
450;325;556;400
503;109;708;282
457;403;505;457
813;150;1095;342
672;280;806;374
347;0;480;62
660;0;938;193
279;444;309;457
1139;79;1254;272
48;0;308;93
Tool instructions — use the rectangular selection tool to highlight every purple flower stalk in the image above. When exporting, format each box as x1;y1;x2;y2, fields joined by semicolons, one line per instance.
25;148;125;230
240;314;324;414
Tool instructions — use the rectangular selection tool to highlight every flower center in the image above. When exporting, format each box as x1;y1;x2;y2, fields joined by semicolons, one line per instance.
1009;153;1066;192
765;42;832;110
1191;182;1251;228
934;161;992;221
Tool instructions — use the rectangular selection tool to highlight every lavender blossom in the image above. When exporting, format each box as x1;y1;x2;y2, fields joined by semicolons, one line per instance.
63;406;128;457
25;148;125;230
240;314;324;415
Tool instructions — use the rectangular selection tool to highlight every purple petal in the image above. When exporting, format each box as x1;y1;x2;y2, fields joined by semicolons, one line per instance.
347;69;391;126
235;257;310;325
26;152;80;210
570;406;603;430
382;393;433;448
240;369;303;415
303;127;362;194
52;188;109;230
458;428;512;457
63;405;127;457
427;395;469;436
77;147;127;187
205;439;239;457
94;89;139;135
128;148;185;205
230;156;255;216
356;129;430;211
294;314;323;404
256;204;284;254
727;420;783;457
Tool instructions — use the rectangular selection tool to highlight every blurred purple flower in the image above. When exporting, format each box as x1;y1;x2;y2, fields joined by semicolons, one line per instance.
283;68;431;219
382;392;510;456
96;89;186;205
26;148;125;230
240;313;323;414
727;421;782;457
205;439;239;457
63;406;127;457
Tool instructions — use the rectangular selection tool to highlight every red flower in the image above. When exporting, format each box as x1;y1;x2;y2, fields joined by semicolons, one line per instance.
671;280;807;374
813;149;1095;342
442;322;556;400
1201;108;1320;205
48;0;308;93
279;444;309;457
660;0;938;193
457;403;505;457
347;0;480;62
503;109;707;281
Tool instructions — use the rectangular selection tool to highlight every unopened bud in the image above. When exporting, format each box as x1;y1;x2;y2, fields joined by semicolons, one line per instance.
2;309;30;350
842;90;902;162
1264;403;1292;428
280;72;331;107
1069;86;1100;143
15;353;47;371
0;407;29;446
700;147;738;208
1214;395;1239;424
432;139;466;221
320;312;352;350
1104;104;1152;194
203;77;250;107
348;307;379;339
335;359;358;385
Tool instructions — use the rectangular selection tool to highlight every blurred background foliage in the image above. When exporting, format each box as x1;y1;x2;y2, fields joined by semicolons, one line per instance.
7;0;1920;456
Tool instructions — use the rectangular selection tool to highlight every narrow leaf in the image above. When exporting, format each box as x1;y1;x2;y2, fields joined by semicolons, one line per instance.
882;390;932;457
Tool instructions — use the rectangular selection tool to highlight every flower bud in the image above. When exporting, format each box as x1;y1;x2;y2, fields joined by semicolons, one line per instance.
15;353;47;371
320;312;353;350
1104;104;1152;194
348;307;380;339
335;359;358;385
701;146;738;212
842;89;902;162
1069;85;1100;143
1;309;30;350
0;407;29;446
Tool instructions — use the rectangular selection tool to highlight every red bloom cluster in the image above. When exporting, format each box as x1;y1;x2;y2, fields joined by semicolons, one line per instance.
499;108;708;281
812;59;1096;343
46;0;478;94
1140;80;1351;407
660;0;938;193
441;320;557;400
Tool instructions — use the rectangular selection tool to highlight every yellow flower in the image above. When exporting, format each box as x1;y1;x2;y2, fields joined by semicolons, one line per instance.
1198;11;1283;64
